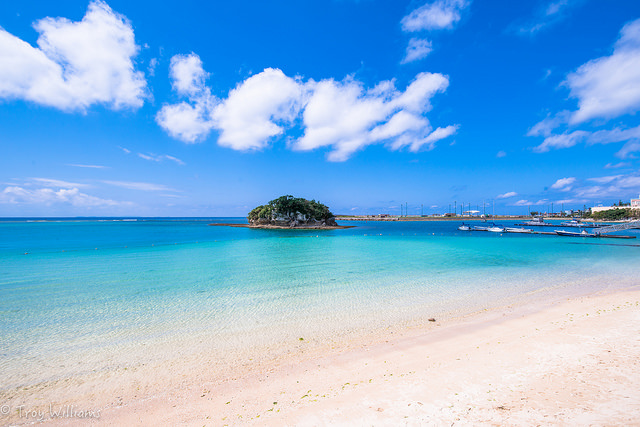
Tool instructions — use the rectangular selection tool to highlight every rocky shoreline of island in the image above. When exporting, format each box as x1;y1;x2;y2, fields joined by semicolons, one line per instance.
209;223;355;230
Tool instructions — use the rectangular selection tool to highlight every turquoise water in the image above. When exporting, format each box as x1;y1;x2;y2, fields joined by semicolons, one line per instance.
1;218;639;390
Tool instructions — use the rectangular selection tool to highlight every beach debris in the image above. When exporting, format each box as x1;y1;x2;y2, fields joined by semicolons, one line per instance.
428;318;436;322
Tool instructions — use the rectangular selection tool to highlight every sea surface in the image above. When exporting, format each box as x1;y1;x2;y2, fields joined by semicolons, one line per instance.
1;217;639;391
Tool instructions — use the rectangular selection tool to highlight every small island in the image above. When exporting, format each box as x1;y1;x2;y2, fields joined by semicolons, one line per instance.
211;195;354;229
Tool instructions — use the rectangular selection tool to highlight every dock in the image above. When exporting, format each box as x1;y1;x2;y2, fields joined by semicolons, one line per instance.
464;229;636;239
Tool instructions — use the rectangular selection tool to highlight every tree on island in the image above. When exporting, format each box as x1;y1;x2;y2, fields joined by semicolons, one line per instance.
248;195;337;227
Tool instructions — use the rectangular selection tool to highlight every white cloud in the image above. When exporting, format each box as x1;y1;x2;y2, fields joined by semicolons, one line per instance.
566;18;640;124
515;0;582;36
604;161;631;169
147;57;158;77
213;68;306;151
156;53;217;143
158;60;456;161
169;54;208;96
527;111;571;137
67;164;108;169
29;177;90;189
399;0;470;66
0;0;147;111
497;191;517;199
294;72;455;161
164;155;186;166
137;153;185;165
532;130;589;153
532;125;640;154
0;186;125;207
588;175;621;184
419;125;459;150
402;38;433;64
512;199;549;206
156;101;216;143
102;180;177;192
496;150;507;158
617;141;640;159
401;0;470;32
550;177;576;191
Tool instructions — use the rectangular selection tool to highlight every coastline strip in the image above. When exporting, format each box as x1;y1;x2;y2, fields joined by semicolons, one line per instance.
88;286;640;426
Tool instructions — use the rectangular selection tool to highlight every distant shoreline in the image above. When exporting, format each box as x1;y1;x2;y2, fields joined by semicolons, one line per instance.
209;223;356;230
335;215;532;221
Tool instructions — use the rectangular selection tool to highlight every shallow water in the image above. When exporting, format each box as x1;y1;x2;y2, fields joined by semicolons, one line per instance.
1;218;638;390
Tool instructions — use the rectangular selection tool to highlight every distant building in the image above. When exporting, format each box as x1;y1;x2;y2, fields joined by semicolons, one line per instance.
591;205;619;213
591;195;640;213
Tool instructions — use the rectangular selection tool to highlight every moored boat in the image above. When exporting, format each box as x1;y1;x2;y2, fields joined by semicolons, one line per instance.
505;227;533;233
523;216;545;226
555;229;596;237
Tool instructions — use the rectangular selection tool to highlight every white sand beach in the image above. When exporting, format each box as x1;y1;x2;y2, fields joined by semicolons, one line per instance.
7;286;636;426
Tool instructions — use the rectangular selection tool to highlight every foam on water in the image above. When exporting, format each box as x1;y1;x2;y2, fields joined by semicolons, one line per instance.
1;218;638;390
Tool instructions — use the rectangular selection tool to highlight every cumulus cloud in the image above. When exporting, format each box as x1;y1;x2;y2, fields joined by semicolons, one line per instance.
566;19;640;124
550;177;576;191
401;0;470;32
402;38;433;64
497;191;517;199
213;68;307;150
158;57;456;161
294;72;454;161
156;53;217;143
0;0;147;111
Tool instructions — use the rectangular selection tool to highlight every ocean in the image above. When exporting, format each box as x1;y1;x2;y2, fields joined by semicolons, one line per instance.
1;218;639;393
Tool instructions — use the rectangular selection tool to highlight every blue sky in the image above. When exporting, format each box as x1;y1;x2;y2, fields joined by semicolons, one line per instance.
1;0;640;217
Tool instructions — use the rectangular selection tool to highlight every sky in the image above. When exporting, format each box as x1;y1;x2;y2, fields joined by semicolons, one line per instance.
1;0;640;217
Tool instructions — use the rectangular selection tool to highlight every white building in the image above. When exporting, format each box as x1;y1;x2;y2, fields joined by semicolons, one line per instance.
591;205;620;213
591;195;640;213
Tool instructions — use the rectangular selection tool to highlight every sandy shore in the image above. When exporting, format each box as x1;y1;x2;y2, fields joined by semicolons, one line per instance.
3;286;635;426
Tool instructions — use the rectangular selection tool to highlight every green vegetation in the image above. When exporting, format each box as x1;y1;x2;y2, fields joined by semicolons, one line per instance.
248;195;335;224
587;208;640;221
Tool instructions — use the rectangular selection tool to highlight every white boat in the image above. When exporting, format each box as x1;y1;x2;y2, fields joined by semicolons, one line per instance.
560;219;583;227
458;223;471;231
555;229;596;237
487;226;505;232
523;217;545;226
505;227;533;233
473;225;489;231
